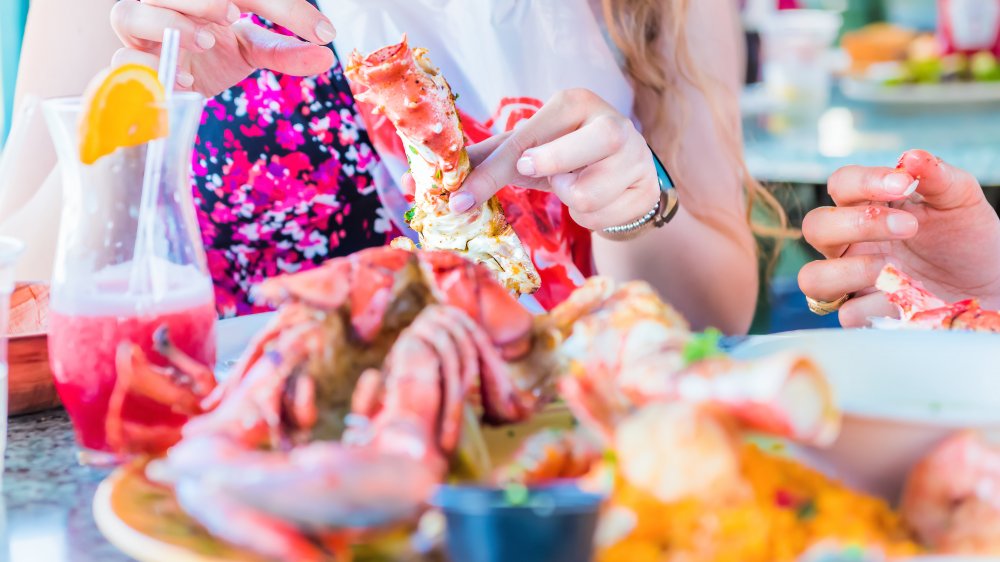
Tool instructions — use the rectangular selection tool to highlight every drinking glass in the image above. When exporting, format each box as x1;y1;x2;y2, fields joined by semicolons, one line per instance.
0;237;24;482
42;93;217;466
761;10;844;115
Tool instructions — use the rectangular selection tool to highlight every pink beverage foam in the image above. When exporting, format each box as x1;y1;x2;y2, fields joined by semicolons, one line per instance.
48;262;217;455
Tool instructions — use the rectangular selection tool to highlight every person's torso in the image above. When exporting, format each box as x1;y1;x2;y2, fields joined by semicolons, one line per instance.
192;9;399;317
326;0;637;309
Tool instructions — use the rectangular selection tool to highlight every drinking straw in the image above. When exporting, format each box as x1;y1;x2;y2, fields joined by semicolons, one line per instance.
129;28;180;299
0;95;41;220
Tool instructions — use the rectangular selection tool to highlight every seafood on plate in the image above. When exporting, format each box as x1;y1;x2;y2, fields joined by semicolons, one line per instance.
497;278;921;562
346;37;540;296
875;264;1000;331
102;246;853;561
901;430;1000;554
107;245;558;561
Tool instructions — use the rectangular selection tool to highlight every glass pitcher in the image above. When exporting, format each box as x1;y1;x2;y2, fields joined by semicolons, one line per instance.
42;93;217;466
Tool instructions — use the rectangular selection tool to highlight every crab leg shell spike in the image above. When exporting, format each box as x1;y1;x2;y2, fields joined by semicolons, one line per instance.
346;36;541;295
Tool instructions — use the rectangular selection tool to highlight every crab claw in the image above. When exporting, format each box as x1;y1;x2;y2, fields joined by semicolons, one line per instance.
105;338;213;455
419;250;534;361
253;247;417;342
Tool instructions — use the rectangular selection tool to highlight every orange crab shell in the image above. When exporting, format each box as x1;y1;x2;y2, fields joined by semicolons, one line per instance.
346;35;468;180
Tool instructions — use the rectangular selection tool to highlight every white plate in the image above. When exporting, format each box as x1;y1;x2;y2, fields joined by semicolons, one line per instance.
214;312;274;377
841;77;1000;104
732;328;1000;502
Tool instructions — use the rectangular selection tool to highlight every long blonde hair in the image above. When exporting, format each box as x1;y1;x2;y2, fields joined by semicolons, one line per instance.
600;0;794;255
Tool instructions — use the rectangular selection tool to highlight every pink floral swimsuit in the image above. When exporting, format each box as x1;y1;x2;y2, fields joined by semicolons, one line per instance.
190;10;400;318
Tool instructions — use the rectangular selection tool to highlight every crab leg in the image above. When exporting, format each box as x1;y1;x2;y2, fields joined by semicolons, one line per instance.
346;37;540;296
876;264;1000;331
876;264;947;320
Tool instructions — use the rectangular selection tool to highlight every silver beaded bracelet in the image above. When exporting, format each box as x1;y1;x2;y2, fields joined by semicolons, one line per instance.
598;144;679;241
601;198;662;236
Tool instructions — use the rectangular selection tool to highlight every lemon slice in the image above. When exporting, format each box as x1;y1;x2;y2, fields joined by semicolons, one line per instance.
78;64;169;165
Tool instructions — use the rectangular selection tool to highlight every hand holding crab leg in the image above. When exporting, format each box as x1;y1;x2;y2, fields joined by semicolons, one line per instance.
455;89;662;233
800;150;1000;327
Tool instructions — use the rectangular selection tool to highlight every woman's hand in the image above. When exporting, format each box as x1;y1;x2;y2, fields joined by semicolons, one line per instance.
799;150;1000;327
447;89;661;233
110;0;336;96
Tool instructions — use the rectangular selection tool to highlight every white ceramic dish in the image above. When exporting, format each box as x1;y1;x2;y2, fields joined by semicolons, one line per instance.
732;328;1000;503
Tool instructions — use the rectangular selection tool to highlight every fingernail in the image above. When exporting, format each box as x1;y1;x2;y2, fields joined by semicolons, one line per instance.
226;2;241;23
449;192;475;213
517;155;537;177
882;172;914;196
887;213;917;236
176;72;195;88
196;29;216;50
903;179;920;197
315;20;336;44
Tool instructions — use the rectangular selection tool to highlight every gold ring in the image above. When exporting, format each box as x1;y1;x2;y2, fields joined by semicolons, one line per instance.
806;294;850;316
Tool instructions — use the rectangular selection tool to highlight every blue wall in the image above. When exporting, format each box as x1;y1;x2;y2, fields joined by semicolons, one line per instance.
1;0;30;145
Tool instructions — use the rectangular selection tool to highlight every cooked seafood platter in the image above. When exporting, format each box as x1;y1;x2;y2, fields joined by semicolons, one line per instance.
86;38;1000;562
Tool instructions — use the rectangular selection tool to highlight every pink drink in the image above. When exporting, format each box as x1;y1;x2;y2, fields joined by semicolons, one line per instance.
48;264;216;461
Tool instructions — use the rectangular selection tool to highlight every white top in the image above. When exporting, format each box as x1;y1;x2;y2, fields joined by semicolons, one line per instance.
326;0;635;122
325;0;636;224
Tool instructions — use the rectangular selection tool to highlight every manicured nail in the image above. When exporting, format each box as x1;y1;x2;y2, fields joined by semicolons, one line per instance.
449;192;475;213
176;72;195;88
517;155;536;177
882;172;914;196
887;213;917;236
315;20;337;44
226;2;241;23
196;29;216;50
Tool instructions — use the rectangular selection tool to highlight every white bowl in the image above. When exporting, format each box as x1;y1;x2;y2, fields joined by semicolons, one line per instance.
731;328;1000;503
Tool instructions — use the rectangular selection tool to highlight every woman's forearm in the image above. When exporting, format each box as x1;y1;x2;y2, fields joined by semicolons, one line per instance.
3;0;118;224
592;207;758;334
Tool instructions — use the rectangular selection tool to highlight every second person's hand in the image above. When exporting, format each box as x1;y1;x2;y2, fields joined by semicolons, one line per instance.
110;0;336;96
799;150;1000;327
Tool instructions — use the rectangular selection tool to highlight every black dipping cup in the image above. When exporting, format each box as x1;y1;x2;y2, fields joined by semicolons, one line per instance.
434;483;603;562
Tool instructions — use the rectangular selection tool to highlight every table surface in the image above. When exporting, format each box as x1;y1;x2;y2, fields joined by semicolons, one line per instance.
743;87;1000;187
3;410;130;562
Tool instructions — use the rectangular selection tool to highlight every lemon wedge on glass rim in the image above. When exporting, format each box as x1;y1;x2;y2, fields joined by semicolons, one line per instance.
77;63;169;165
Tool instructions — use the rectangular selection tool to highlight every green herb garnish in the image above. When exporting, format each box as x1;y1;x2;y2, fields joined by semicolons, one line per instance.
602;449;617;466
682;328;725;365
404;207;415;223
796;499;817;521
408;145;418;156
503;482;530;506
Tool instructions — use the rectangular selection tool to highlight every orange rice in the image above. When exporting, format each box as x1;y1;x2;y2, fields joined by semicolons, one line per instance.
598;443;922;562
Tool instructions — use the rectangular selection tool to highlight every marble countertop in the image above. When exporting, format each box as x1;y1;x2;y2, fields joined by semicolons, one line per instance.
2;409;131;562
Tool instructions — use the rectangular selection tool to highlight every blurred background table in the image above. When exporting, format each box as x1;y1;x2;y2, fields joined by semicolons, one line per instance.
744;87;1000;188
